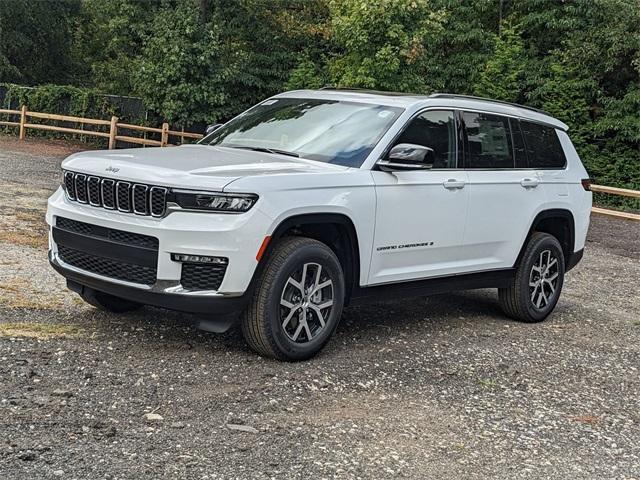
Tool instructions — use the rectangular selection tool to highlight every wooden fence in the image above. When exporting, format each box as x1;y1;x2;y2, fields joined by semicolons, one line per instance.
590;184;640;221
0;105;638;221
0;106;202;148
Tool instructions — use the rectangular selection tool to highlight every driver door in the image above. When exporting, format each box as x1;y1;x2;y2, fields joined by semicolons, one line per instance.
368;110;470;285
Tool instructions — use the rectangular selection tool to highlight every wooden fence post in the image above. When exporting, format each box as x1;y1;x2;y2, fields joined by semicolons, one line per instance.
19;106;27;140
161;122;169;147
109;116;118;149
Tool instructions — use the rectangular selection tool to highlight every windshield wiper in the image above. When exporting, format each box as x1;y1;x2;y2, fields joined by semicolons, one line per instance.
229;146;300;158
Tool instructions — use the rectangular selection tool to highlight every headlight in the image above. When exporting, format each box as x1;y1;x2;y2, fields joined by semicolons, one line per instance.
172;190;258;213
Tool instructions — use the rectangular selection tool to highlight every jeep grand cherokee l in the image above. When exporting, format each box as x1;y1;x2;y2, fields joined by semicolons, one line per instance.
47;89;592;361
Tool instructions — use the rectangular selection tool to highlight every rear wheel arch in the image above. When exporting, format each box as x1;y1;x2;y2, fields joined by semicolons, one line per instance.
258;213;361;305
515;209;575;268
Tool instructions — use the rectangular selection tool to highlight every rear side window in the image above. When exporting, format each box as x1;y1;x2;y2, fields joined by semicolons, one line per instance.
462;112;514;169
520;121;566;169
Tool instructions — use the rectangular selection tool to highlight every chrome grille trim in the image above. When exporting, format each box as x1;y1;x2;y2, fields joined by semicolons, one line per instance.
63;170;168;217
87;176;102;206
64;171;76;200
75;174;88;203
116;181;132;212
101;178;116;209
132;184;149;215
150;187;168;217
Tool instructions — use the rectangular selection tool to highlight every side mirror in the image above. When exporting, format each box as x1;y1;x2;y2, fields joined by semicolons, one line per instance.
205;123;222;135
377;143;435;171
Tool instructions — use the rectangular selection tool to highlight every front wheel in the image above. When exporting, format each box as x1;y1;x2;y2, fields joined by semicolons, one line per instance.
499;232;565;323
241;237;345;361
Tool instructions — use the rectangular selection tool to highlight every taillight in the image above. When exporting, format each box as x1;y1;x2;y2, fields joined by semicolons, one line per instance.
581;178;591;191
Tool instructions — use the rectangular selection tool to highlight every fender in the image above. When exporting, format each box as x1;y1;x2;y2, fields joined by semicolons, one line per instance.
514;208;575;269
250;213;361;304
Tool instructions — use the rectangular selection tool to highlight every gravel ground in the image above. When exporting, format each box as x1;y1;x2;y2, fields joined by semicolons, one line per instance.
0;136;639;480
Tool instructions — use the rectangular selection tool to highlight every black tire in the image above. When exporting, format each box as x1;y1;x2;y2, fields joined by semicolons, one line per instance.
499;232;565;323
241;236;345;361
79;287;143;313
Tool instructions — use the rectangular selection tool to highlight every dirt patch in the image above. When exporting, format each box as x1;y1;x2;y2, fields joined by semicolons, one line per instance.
0;278;65;310
0;134;88;158
0;322;83;339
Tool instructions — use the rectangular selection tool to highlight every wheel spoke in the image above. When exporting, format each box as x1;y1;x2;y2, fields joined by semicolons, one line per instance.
315;299;333;310
301;263;309;291
535;289;544;308
303;320;313;341
311;279;332;296
540;288;548;307
286;276;303;294
309;305;326;327
546;279;556;295
281;307;298;330
530;283;539;302
280;298;296;309
547;272;558;282
548;257;557;270
314;264;323;290
291;321;305;341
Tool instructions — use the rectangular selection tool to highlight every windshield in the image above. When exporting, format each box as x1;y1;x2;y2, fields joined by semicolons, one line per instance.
199;98;404;167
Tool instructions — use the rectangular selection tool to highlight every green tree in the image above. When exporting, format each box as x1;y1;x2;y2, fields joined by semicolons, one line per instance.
0;0;81;84
474;24;526;102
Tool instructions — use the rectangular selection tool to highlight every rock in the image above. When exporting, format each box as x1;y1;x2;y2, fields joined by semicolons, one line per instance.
226;423;259;434
18;450;36;461
51;389;73;398
53;470;64;477
170;422;186;429
144;413;164;422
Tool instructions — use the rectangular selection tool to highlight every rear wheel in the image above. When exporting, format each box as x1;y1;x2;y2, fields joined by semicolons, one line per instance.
499;232;565;323
241;236;345;361
79;288;143;313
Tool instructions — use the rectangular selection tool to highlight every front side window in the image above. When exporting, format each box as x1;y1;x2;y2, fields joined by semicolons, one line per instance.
463;112;514;169
520;120;567;169
200;98;403;168
392;110;457;168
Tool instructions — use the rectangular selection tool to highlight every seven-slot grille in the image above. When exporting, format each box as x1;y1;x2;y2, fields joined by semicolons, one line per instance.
63;171;167;217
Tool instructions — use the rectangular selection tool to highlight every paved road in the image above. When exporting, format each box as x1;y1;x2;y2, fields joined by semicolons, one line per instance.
1;136;639;479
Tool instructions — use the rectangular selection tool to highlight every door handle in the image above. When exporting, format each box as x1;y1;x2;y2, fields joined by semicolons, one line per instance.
443;179;466;190
520;178;539;188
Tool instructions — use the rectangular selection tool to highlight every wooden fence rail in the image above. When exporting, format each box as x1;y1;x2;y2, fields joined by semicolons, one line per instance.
0;105;203;148
590;184;640;221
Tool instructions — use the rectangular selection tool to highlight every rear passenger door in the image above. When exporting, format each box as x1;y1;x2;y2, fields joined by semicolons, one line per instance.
460;111;546;271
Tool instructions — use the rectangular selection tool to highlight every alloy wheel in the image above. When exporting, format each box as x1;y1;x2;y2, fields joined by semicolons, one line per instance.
528;249;559;310
279;262;334;343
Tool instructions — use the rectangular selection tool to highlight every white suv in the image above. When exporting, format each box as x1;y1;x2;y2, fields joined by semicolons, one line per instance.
47;89;592;360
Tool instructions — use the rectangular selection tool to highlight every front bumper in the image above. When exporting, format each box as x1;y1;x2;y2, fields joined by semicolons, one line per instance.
49;251;250;315
46;187;272;313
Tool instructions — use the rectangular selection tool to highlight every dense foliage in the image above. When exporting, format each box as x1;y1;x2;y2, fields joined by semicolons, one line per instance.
0;0;638;199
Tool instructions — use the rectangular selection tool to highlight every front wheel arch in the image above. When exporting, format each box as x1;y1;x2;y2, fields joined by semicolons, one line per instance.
255;213;361;305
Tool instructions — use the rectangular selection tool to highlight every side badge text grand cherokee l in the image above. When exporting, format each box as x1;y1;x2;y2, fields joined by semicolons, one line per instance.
47;90;592;361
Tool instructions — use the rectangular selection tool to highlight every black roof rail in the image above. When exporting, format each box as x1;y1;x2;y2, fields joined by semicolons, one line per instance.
428;93;549;116
319;86;426;97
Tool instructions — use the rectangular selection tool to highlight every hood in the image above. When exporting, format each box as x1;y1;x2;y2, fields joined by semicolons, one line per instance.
61;145;348;191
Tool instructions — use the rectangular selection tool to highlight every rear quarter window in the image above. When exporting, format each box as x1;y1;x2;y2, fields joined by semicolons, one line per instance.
520;121;567;169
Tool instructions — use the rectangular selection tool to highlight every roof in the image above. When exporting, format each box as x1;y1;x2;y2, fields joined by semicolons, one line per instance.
274;88;568;131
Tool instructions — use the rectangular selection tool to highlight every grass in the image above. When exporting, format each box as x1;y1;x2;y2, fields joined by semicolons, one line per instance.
0;322;83;339
0;207;48;250
0;229;48;249
0;278;65;310
477;378;499;388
